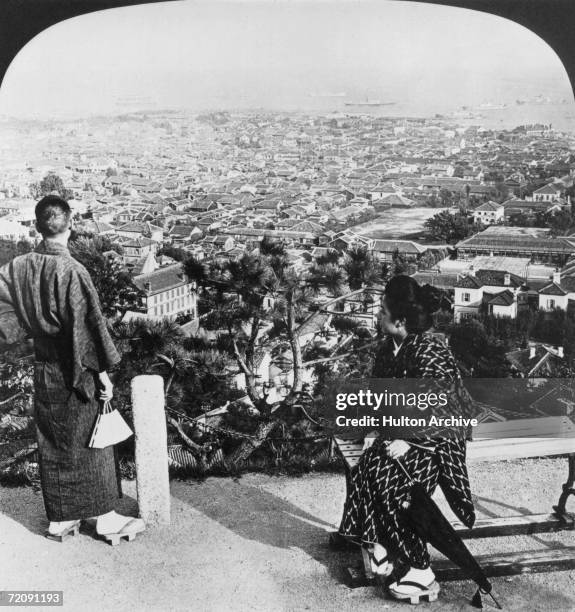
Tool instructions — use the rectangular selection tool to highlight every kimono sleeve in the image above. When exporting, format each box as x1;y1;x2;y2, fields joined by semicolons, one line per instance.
0;262;27;347
414;337;474;439
413;337;459;381
63;265;120;385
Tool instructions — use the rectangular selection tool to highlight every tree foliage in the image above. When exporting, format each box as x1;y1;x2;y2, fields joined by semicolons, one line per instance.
448;318;512;377
424;210;479;243
547;209;573;236
448;308;575;377
30;173;73;201
183;239;379;466
69;235;141;317
343;246;382;290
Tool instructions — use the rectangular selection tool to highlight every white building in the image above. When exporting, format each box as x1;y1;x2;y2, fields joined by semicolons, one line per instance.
530;183;562;203
538;270;575;311
132;264;197;321
453;269;526;322
472;201;504;225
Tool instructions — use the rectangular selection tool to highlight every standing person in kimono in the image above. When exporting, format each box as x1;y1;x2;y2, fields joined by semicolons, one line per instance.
338;275;475;604
0;195;145;543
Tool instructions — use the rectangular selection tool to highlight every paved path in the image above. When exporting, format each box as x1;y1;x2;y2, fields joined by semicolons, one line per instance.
1;458;574;611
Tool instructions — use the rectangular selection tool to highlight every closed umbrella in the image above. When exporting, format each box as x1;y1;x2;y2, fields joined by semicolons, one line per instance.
394;457;502;609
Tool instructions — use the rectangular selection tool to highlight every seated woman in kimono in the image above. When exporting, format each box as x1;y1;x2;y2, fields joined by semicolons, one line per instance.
338;275;475;603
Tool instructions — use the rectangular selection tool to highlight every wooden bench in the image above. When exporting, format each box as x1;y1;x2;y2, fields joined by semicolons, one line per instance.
329;416;575;585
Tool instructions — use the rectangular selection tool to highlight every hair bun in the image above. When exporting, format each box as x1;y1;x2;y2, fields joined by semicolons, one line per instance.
418;284;441;315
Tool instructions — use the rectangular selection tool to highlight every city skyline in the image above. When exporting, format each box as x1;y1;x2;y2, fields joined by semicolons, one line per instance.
0;0;573;122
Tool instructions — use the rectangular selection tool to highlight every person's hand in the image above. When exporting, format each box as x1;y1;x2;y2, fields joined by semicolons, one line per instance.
363;431;379;451
98;371;114;402
363;437;375;451
386;439;410;460
363;434;377;451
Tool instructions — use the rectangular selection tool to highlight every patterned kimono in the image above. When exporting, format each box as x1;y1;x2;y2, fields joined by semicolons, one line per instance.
339;333;475;569
0;240;121;521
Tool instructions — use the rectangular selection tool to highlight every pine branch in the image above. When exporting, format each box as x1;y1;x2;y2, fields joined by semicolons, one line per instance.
166;415;208;456
230;335;262;407
0;392;22;408
0;443;37;469
231;338;253;378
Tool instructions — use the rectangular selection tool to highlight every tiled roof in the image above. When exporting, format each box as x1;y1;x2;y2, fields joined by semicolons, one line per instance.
118;221;162;233
454;275;483;289
506;346;546;372
502;198;549;210
475;269;523;288
372;239;427;254
169;224;199;236
290;220;323;234
80;220;115;233
529;385;574;416
133;263;188;295
202;235;231;245
487;290;514;306
189;201;216;210
558;276;575;292
474;201;503;212
524;279;551;292
539;282;568;296
222;227;316;239
379;193;415;207
533;183;561;194
411;272;460;289
130;177;150;188
456;233;575;254
506;344;564;377
276;219;299;229
123;237;156;248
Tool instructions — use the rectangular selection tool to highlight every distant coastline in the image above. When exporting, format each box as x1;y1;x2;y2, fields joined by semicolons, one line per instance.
1;99;574;133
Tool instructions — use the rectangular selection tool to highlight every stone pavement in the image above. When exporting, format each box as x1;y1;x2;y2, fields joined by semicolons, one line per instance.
1;459;574;611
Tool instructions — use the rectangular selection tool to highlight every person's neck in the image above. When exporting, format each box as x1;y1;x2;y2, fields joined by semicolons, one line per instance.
390;331;408;356
391;330;408;345
44;234;69;247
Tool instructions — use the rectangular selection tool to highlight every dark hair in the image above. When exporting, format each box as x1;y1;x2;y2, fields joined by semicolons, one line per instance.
35;195;72;237
384;275;440;334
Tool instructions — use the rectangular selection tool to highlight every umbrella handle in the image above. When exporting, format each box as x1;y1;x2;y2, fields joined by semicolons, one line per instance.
393;456;416;486
408;441;436;452
384;441;422;485
488;591;503;609
384;441;435;454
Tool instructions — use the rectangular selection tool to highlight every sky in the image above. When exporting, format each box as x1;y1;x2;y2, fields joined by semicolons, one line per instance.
0;0;573;119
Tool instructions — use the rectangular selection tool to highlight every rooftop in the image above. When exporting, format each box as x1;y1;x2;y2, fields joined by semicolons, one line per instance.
133;263;189;295
474;201;503;212
456;228;575;254
372;239;428;254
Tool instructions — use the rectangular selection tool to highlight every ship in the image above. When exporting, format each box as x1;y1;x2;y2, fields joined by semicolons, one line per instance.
344;99;395;107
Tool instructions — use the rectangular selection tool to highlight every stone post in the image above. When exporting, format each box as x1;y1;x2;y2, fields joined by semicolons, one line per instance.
131;374;171;526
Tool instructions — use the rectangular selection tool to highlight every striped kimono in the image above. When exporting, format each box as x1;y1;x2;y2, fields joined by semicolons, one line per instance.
339;333;475;569
0;240;121;521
